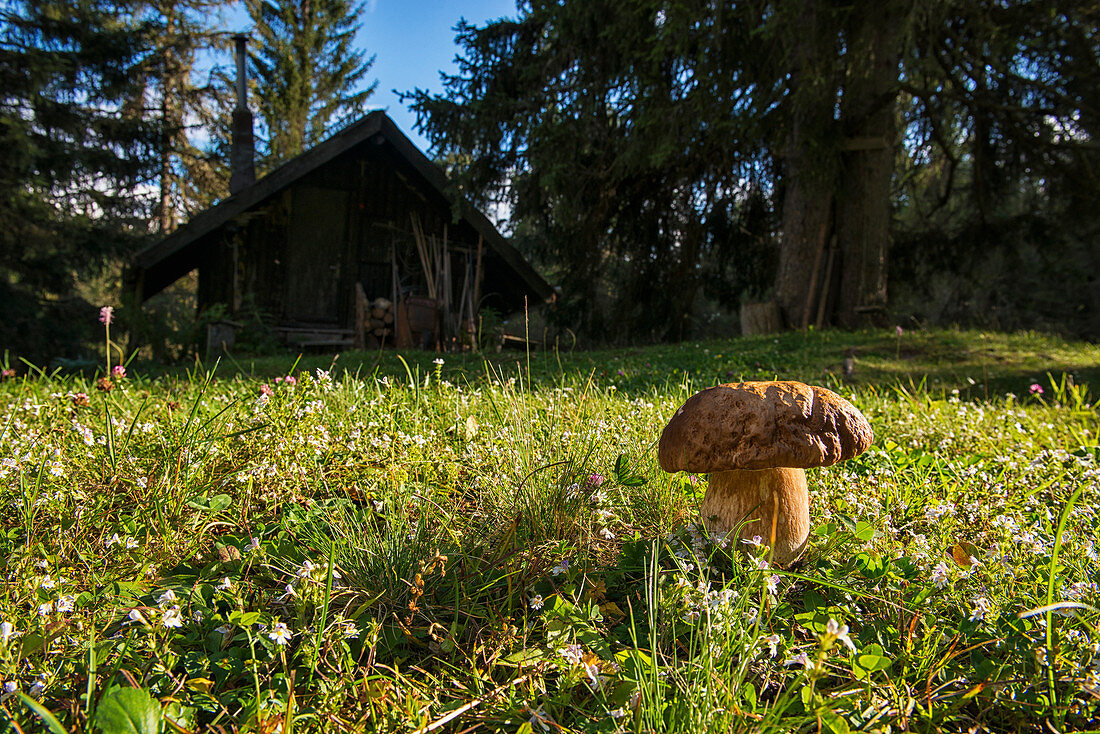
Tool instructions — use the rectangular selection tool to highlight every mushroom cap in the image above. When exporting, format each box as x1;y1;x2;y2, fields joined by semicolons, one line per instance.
658;381;873;473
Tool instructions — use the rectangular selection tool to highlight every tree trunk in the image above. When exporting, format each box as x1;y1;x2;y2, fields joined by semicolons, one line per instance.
158;89;174;234
833;4;901;328
740;300;782;335
775;0;839;328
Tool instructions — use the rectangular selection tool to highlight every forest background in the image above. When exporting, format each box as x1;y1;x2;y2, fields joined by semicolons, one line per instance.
1;0;1097;364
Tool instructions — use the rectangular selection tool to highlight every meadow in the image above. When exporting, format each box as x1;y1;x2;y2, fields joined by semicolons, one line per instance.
1;327;1098;733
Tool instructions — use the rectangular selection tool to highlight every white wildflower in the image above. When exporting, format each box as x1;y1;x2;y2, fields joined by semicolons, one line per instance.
560;643;584;665
969;595;994;622
826;618;857;653
924;502;956;521
161;606;183;628
583;661;607;691
931;561;951;589
269;621;293;645
786;651;814;669
28;674;46;697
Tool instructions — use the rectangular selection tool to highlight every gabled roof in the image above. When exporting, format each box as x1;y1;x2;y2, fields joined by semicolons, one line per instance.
131;110;552;303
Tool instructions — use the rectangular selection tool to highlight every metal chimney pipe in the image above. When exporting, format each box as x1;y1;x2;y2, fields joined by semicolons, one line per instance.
229;33;255;195
233;34;248;110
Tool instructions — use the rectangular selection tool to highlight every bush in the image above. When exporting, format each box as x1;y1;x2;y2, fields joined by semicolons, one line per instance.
890;214;1100;339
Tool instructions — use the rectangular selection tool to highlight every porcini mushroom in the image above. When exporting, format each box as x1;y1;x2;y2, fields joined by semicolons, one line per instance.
658;381;872;565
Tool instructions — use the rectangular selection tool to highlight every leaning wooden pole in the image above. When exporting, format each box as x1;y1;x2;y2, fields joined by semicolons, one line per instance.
814;238;838;330
801;221;828;330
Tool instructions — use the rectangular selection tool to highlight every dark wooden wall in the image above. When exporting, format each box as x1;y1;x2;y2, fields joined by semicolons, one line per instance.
203;136;486;329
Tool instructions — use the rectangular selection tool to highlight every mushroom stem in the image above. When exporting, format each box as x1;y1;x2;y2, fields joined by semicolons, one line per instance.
699;467;810;565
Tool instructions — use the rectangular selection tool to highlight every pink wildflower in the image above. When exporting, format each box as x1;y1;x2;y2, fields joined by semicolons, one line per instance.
587;473;605;487
99;306;114;325
112;365;126;379
0;368;15;380
1029;383;1044;395
260;384;274;397
895;325;903;337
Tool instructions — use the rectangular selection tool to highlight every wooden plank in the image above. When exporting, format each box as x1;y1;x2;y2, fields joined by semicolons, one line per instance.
295;339;355;347
801;222;828;330
815;246;837;329
285;186;348;323
354;282;368;348
395;298;413;348
273;326;355;335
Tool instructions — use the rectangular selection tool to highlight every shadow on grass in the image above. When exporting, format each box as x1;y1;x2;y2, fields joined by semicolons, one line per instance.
139;328;1100;402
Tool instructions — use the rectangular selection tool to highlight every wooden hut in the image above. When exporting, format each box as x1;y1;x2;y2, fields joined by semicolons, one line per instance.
128;111;553;351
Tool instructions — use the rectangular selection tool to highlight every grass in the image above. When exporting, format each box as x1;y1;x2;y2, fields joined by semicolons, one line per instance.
0;327;1098;733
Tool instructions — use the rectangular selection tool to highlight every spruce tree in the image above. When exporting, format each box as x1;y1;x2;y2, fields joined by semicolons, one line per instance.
0;0;160;359
409;0;1099;339
245;0;377;166
135;0;233;233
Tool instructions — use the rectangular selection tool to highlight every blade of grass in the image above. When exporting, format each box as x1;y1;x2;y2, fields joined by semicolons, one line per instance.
1044;480;1084;725
15;692;70;734
311;541;337;685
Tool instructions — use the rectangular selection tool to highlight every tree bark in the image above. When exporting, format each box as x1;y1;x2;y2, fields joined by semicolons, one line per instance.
833;4;901;328
775;0;839;328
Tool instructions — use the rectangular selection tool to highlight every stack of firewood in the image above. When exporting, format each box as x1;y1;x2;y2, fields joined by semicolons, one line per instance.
365;297;394;340
355;283;396;348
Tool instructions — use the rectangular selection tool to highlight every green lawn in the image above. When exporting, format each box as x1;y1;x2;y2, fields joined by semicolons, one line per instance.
1;328;1098;732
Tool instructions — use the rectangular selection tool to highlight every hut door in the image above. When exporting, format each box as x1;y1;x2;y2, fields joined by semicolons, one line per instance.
285;186;348;323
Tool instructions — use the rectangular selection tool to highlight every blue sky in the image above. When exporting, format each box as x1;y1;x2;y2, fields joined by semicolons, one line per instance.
222;0;519;153
359;0;518;149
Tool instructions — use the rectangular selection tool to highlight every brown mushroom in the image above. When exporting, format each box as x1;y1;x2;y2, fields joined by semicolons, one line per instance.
657;381;872;565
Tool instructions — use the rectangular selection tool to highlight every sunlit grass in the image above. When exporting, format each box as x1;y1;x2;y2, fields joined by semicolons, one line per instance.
0;328;1097;732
